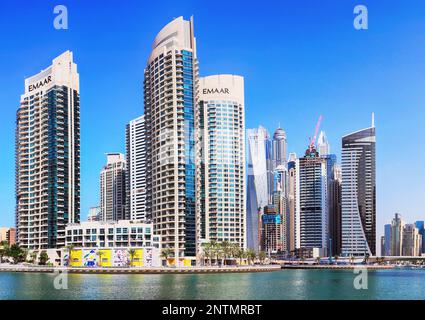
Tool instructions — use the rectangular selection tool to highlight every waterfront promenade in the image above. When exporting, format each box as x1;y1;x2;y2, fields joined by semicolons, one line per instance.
0;264;281;274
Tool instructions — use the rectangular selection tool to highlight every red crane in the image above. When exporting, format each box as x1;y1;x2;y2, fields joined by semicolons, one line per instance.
309;115;323;152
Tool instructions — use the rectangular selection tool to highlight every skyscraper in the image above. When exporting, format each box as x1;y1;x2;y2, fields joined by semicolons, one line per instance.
144;17;199;263
402;224;422;256
126;115;147;221
295;147;328;253
16;51;80;249
384;223;391;256
247;126;270;251
415;221;425;254
198;75;246;249
287;153;297;253
390;213;404;256
272;128;287;169
260;205;283;253
341;116;376;257
100;153;127;221
328;163;342;256
317;131;330;156
272;165;288;253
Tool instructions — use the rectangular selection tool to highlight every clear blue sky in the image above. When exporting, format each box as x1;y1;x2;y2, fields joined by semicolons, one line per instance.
1;0;424;245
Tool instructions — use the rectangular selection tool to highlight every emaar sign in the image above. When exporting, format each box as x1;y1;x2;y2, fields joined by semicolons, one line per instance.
28;75;52;92
202;88;230;95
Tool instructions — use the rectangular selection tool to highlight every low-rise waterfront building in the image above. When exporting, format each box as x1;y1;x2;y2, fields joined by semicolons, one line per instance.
65;220;159;249
64;220;161;267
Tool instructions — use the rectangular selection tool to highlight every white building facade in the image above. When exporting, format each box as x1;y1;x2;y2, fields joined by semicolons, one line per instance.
126;115;147;221
100;153;127;221
16;51;80;249
197;75;246;249
144;16;199;263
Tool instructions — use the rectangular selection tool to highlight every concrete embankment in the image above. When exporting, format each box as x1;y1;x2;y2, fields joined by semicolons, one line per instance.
280;264;395;270
0;265;281;274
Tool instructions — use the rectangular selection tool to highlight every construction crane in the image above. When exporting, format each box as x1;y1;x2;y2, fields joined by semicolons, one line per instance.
309;115;323;152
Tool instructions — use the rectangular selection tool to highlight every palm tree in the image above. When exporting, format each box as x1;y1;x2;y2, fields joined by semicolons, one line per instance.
334;255;339;265
221;241;231;266
210;240;220;266
246;249;256;266
258;251;267;265
202;242;213;266
230;243;240;266
161;248;173;267
30;251;38;265
97;251;104;267
234;248;245;266
128;249;136;267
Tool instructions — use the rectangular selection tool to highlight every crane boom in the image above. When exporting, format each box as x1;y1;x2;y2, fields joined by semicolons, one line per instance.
309;115;323;151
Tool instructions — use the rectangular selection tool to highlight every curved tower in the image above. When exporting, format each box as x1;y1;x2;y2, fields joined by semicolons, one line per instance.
341;118;376;257
144;17;199;264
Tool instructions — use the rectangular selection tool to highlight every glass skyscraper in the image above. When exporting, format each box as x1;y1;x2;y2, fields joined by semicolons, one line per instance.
247;126;270;251
16;51;80;249
295;147;328;251
198;74;246;249
341;116;376;256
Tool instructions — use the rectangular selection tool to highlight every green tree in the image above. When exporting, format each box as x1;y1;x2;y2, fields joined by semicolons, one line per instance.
0;242;9;263
334;255;339;265
161;248;173;266
246;249;256;265
97;251;104;267
234;248;245;266
209;240;221;266
30;251;38;264
128;249;136;267
258;251;267;265
39;251;49;266
221;241;231;266
8;244;25;264
202;242;214;266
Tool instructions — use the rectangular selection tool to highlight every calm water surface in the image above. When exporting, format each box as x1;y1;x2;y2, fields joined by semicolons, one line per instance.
1;269;424;300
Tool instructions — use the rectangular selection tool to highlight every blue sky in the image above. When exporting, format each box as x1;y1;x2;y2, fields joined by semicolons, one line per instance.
0;0;424;244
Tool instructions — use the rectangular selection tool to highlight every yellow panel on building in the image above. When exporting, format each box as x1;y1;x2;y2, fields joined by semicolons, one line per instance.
98;249;112;267
70;250;82;267
130;249;143;267
183;259;192;267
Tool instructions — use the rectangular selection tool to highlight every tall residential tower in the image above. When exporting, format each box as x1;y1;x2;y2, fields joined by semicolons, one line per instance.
100;153;127;221
16;51;80;249
144;17;199;263
126;115;147;221
198;75;246;250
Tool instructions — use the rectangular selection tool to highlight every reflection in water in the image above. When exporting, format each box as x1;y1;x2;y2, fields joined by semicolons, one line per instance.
0;269;424;300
